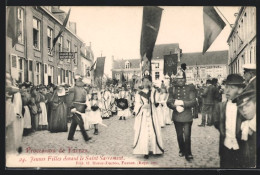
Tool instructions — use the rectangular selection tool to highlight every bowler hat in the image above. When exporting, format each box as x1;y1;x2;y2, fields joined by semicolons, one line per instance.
232;90;256;107
225;74;245;86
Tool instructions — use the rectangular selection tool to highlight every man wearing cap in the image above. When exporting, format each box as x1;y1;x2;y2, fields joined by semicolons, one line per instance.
212;74;246;168
67;74;92;142
242;64;256;92
167;65;197;161
232;90;256;168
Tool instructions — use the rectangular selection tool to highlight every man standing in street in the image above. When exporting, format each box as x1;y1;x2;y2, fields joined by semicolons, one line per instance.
242;64;256;92
68;74;92;142
198;79;215;127
213;74;245;168
167;64;197;161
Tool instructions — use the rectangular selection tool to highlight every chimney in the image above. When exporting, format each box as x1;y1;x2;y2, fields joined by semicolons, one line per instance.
89;42;92;48
69;22;77;34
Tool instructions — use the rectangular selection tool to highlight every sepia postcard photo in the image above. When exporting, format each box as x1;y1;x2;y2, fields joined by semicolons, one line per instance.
5;5;257;169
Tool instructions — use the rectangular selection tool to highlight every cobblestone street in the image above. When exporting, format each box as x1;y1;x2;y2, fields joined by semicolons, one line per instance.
20;113;220;168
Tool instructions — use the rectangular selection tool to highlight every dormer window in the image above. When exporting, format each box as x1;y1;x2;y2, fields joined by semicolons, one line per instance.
125;61;130;69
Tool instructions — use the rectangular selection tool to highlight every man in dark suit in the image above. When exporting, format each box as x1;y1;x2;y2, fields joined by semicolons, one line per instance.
213;74;245;168
167;65;197;161
198;79;215;126
242;64;256;92
232;90;256;168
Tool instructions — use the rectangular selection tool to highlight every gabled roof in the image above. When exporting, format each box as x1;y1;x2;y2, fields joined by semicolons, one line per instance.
51;7;65;14
152;43;180;60
113;59;140;69
180;50;228;66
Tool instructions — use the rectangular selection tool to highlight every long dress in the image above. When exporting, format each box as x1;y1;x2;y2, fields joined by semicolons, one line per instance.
6;98;17;153
48;93;68;132
110;92;118;115
37;93;48;127
159;92;172;125
22;92;32;129
13;92;24;151
133;88;164;155
117;90;131;119
45;92;53;124
101;90;112;118
154;90;164;127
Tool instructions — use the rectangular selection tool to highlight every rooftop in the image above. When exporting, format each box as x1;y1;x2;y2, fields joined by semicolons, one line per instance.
113;59;140;69
180;50;228;66
152;43;180;60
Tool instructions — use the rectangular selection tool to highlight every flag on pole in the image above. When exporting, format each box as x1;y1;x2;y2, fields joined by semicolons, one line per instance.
89;60;97;71
122;72;126;83
140;6;163;62
6;6;20;47
94;57;105;80
51;8;71;52
202;6;226;54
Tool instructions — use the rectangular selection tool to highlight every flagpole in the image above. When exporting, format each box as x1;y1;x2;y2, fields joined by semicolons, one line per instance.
215;6;243;44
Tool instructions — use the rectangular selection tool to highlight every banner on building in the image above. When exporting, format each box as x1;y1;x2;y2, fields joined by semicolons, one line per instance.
163;54;178;76
202;6;226;54
94;57;105;79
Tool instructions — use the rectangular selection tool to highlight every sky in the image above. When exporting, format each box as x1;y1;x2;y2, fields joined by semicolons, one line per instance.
60;6;240;77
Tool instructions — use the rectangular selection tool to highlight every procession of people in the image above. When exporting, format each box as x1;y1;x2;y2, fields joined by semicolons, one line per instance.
5;62;256;168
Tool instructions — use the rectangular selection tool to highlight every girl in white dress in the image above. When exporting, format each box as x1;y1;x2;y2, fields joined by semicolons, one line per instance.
117;85;131;120
133;75;164;159
86;90;103;135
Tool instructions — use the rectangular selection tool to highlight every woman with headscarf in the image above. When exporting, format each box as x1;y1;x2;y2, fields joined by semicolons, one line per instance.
36;85;48;130
48;86;68;132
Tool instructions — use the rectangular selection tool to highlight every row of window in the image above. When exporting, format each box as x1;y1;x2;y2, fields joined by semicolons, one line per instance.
10;54;75;85
229;7;256;58
124;62;160;69
230;45;256;75
17;7;78;65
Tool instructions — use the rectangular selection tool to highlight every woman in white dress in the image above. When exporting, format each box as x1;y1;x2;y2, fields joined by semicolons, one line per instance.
159;87;173;125
154;87;165;128
133;75;164;159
